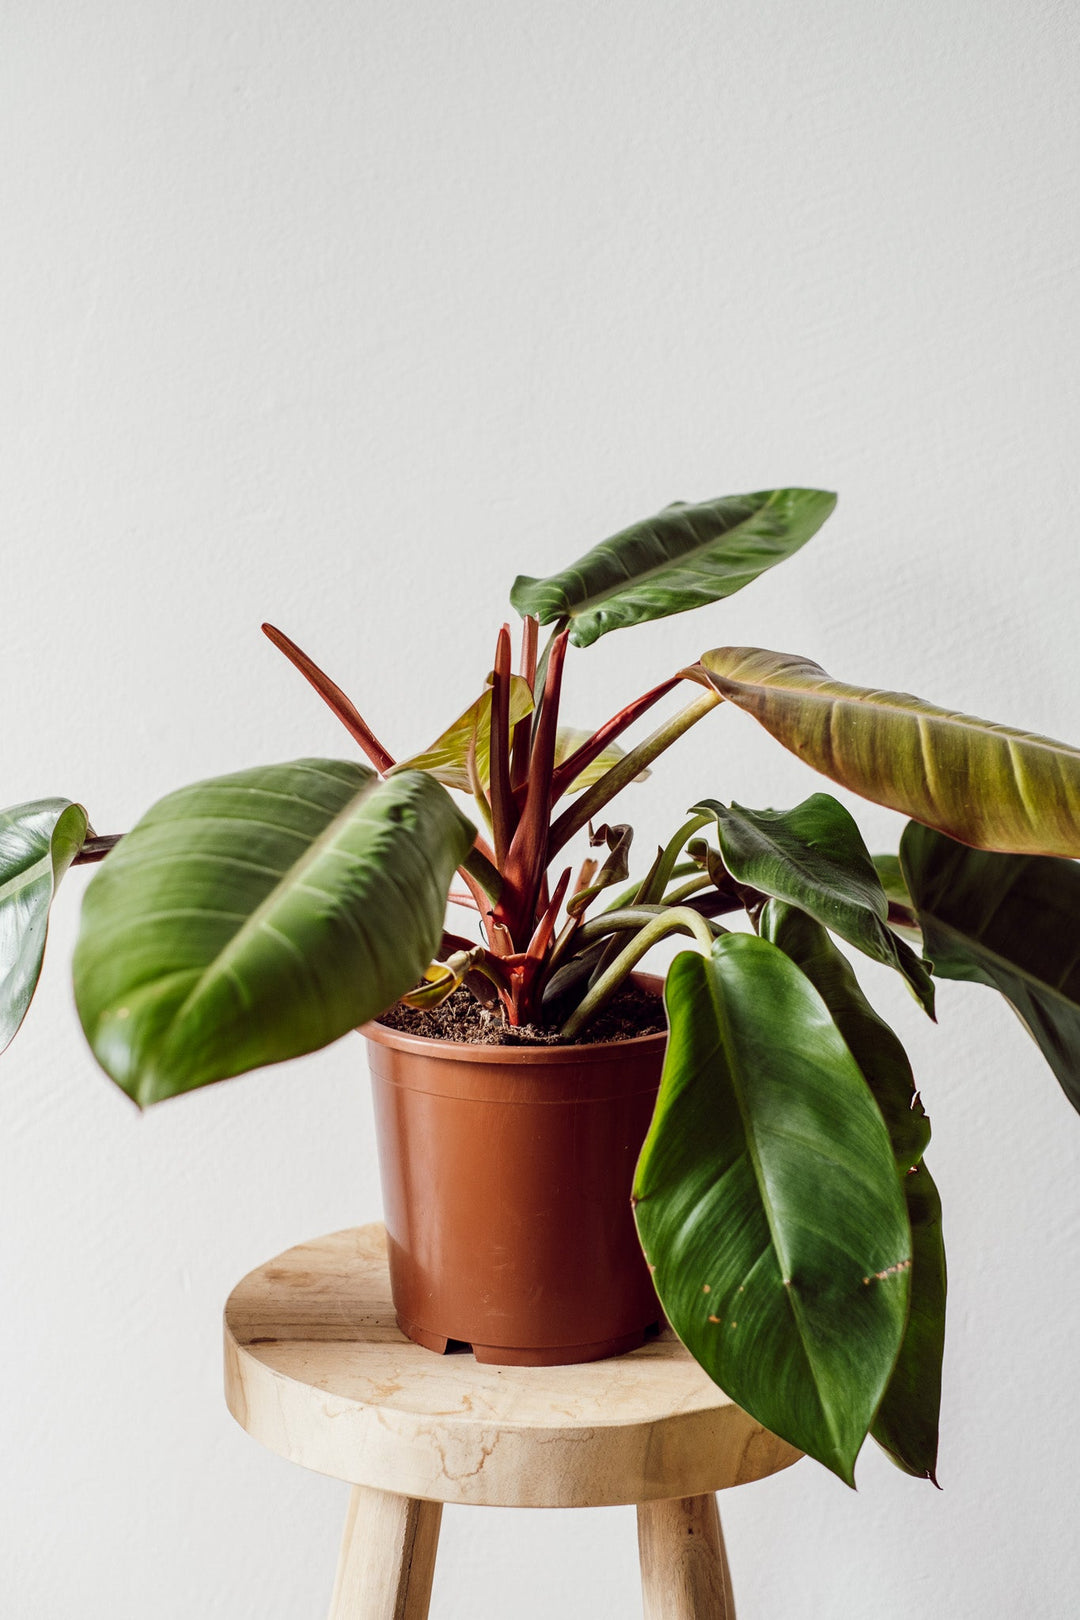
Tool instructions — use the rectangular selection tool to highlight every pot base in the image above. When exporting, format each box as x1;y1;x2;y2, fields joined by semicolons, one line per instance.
397;1312;664;1367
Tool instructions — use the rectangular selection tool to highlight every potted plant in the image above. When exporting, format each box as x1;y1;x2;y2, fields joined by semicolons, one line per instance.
5;486;1080;1488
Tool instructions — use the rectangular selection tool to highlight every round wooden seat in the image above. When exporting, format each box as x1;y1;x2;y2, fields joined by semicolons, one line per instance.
224;1225;800;1616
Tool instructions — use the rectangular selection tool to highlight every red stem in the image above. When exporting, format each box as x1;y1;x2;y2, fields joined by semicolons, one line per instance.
526;866;571;962
511;616;538;790
457;865;504;953
262;623;395;774
263;620;501;872
489;625;515;867
548;675;680;804
498;627;570;945
447;890;482;910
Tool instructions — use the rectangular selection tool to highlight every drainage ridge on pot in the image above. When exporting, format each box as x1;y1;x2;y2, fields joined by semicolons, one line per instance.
361;974;667;1367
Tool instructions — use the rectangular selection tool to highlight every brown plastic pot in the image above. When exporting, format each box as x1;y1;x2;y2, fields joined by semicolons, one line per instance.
362;977;667;1367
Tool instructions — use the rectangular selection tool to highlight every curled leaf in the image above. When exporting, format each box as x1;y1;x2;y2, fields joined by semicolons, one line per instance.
1;799;89;1054
401;947;488;1010
567;824;634;918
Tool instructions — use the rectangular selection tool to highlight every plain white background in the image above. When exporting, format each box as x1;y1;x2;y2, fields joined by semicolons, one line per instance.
3;3;1080;1615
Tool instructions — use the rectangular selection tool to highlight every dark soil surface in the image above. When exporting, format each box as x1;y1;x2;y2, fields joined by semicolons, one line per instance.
378;982;667;1046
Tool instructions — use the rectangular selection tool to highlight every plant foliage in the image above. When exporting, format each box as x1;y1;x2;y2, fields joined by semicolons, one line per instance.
5;485;1078;1487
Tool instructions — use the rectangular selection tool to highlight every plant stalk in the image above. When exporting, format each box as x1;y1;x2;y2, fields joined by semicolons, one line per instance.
548;689;722;856
560;906;716;1040
73;834;122;865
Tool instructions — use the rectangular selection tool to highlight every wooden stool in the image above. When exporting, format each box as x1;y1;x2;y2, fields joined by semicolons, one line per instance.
224;1225;800;1618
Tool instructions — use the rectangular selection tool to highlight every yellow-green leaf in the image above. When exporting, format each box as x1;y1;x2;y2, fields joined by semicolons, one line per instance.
698;647;1080;857
395;676;534;793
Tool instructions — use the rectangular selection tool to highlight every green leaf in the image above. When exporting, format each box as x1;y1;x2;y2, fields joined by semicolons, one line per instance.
759;900;930;1172
873;853;923;945
695;794;934;1014
760;900;945;1481
871;1160;946;1483
1;799;89;1054
873;854;910;911
73;761;474;1105
697;647;1080;857
394;677;533;792
512;490;836;649
900;821;1080;1114
634;936;911;1484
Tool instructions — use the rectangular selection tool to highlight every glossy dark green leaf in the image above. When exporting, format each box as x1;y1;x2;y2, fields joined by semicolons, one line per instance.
696;795;934;1015
759;900;930;1172
697;646;1080;857
871;1160;946;1483
634;936;911;1484
1;799;89;1054
901;821;1080;1113
73;760;474;1105
511;490;836;648
760;900;945;1480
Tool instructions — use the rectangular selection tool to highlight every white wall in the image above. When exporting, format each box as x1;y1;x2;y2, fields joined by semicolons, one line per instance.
3;3;1079;1615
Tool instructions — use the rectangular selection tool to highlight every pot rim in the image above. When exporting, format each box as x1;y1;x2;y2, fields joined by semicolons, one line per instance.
360;971;669;1066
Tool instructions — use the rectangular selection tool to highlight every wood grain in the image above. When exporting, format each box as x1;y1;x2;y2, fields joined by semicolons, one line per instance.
637;1494;735;1619
224;1224;800;1508
327;1486;442;1620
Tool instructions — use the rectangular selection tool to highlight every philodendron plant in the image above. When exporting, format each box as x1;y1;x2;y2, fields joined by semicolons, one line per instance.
5;488;1080;1487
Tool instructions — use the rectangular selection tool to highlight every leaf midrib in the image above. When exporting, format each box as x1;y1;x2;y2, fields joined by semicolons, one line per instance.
702;952;841;1456
559;494;779;619
0;853;50;908
712;807;884;920
146;774;380;1039
716;663;1080;765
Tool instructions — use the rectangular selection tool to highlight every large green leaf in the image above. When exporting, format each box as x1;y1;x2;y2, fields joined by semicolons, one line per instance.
511;490;836;649
760;900;944;1480
1;799;88;1054
759;900;930;1171
900;821;1080;1113
870;1160;946;1483
696;794;934;1014
697;647;1080;857
73;761;474;1105
634;936;911;1484
394;676;533;793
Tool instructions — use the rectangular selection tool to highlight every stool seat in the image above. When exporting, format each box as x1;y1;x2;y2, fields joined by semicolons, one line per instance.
224;1225;800;1617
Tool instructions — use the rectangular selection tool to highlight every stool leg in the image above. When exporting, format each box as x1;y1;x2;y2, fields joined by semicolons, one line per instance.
328;1485;442;1620
636;1493;735;1619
